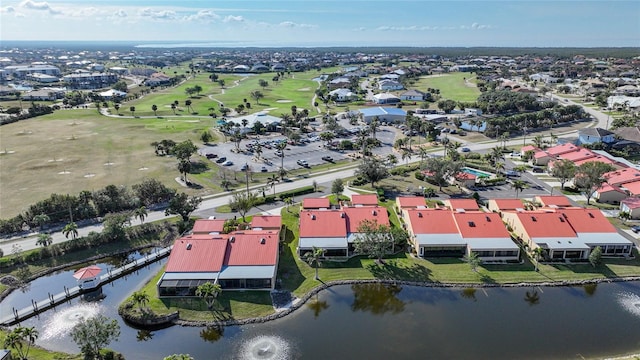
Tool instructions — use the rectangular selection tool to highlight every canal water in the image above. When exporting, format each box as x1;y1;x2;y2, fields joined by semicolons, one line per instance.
3;257;640;359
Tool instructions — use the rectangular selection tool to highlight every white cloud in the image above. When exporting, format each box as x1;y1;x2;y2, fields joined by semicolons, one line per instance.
223;15;244;22
138;8;177;21
464;22;492;30
354;27;366;32
184;9;220;22
113;9;127;18
67;7;100;17
376;25;437;31
279;21;315;29
0;6;15;13
19;0;60;14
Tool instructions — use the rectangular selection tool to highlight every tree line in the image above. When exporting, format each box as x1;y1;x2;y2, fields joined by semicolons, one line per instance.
0;178;176;235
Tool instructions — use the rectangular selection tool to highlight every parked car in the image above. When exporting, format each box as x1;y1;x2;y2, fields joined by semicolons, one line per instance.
222;160;234;166
297;159;309;167
275;150;283;156
461;147;471;152
631;225;640;233
532;166;545;173
205;153;217;159
261;166;268;172
322;156;334;162
240;164;249;171
505;170;520;177
215;157;227;163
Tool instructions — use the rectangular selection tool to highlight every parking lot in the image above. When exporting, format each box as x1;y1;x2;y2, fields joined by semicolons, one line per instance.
198;116;398;173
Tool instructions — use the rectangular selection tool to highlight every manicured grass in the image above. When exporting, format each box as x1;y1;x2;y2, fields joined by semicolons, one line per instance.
0;110;210;218
412;73;481;102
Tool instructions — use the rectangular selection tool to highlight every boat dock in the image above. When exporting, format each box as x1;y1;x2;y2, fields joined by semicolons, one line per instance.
0;246;172;326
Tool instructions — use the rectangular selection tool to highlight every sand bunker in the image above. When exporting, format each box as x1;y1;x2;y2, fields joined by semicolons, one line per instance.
276;100;293;103
298;87;311;91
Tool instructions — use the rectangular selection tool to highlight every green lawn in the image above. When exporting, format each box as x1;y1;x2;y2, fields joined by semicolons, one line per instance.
0;330;82;360
412;72;481;102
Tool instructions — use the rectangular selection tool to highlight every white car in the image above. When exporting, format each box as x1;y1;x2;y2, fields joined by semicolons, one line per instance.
222;160;233;166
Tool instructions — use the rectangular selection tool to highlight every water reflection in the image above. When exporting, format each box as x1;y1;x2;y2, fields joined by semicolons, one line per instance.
583;283;598;296
524;289;540;306
306;293;329;319
136;329;154;342
199;325;224;343
460;288;477;302
351;283;405;315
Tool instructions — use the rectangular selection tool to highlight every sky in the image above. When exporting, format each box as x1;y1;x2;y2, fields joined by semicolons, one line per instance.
1;0;639;47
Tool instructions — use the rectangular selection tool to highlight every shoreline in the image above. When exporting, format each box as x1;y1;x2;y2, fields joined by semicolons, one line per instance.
172;275;640;327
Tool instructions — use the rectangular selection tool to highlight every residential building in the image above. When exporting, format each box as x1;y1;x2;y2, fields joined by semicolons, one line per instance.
371;93;401;105
329;88;357;102
191;219;226;235
157;229;281;296
620;197;640;219
351;194;378;207
443;199;480;212
399;89;426;101
62;72;118;89
358;107;406;123
301;198;330;210
487;198;525;214
578;128;616;145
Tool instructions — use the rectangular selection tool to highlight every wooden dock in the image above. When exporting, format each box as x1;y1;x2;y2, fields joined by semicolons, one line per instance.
0;246;172;326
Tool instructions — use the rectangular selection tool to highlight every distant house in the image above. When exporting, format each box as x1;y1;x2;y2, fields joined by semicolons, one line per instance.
144;72;172;87
378;79;404;91
329;88;357;102
191;219;226;235
487;198;525;214
593;183;627;204
395;196;427;214
372;93;401;105
578;128;616;145
443;199;480;212
399;89;425;101
302;198;331;210
351;194;379;207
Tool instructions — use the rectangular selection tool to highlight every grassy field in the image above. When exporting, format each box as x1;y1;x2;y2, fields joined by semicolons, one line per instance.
0;330;82;360
0;109;212;218
413;72;481;102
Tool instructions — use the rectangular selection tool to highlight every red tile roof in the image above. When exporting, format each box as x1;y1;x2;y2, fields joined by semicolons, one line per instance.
397;196;427;208
514;211;577;238
453;212;510;238
621;197;640;210
192;219;226;234
406;209;458;234
351;194;379;206
521;145;540;153
165;237;227;272
558;208;618;233
445;198;480;211
224;232;279;266
596;183;626;195
490;198;524;211
302;198;330;209
621;180;640;195
343;206;390;233
299;210;347;237
573;156;616;167
547;143;579;156
534;195;573;207
559;149;596;161
534;151;551;159
251;215;282;230
605;168;640;186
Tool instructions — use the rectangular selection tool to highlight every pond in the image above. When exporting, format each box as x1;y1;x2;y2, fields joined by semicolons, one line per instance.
4;258;640;359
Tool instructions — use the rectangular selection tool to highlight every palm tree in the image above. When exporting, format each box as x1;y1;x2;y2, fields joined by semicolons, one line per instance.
32;213;50;232
4;326;39;360
401;148;412;165
130;106;136;116
62;221;79;240
369;118;380;140
195;282;222;309
134;206;148;224
131;291;150;311
531;134;546;149
185;99;192;113
276;142;287;178
267;174;279;196
171;103;176;115
114;103;120;115
304;246;325;280
36;233;53;248
424;187;436;199
463;251;481;272
511;179;528;198
386;154;398;167
152;104;158;116
532;247;545;272
418;147;429;167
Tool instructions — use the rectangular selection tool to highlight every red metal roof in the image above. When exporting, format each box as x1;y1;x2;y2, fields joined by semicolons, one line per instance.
534;195;573;207
192;219;226;234
453;212;510;238
622;197;640;210
558;208;618;233
514;211;577;238
547;143;579;156
490;198;524;211
343;206;390;233
302;198;330;209
559;149;596;161
165;238;227;272
605;168;640;186
251;215;282;230
351;194;379;206
299;210;347;237
73;265;102;280
406;209;458;234
445;199;479;211
397;196;427;208
223;232;279;266
621;180;640;196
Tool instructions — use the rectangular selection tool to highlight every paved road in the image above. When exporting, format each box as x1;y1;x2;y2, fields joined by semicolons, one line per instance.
0;95;622;254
